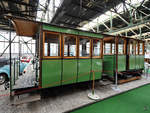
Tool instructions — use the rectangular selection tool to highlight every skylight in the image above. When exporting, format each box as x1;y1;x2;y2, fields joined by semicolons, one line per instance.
79;0;147;31
36;0;62;23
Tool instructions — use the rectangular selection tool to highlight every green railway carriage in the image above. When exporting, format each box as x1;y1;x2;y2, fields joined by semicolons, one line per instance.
103;36;127;78
103;35;144;81
7;16;145;94
9;17;103;89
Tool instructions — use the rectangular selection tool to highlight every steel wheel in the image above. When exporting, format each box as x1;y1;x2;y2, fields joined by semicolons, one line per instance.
0;74;6;85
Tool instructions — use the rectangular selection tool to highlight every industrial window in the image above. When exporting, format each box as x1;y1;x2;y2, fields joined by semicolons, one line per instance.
44;32;60;57
93;39;101;57
63;35;76;57
104;43;111;54
139;43;143;55
79;38;90;57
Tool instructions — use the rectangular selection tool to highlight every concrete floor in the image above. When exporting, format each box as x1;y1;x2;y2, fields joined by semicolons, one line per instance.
0;75;150;113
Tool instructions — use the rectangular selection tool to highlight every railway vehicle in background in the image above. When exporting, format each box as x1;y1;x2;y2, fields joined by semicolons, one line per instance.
103;36;144;83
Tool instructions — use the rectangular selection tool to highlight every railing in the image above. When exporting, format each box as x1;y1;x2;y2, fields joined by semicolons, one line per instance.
10;58;20;89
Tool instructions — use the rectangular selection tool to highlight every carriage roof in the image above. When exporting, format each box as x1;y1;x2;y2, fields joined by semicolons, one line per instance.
6;16;103;39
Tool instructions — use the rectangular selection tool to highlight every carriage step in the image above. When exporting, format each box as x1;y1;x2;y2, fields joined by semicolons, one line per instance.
118;76;141;84
106;76;141;84
12;93;41;105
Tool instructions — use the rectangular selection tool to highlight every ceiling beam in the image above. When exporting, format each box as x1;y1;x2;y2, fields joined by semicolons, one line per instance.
106;19;150;35
72;2;103;14
2;0;37;8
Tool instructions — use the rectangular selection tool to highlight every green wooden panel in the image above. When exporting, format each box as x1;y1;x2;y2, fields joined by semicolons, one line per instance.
129;55;136;70
136;55;140;69
42;60;61;88
103;55;114;77
117;55;126;72
103;55;126;77
140;55;144;69
78;59;91;82
43;25;103;38
43;25;79;35
62;59;77;85
78;31;103;38
134;55;144;70
91;59;102;80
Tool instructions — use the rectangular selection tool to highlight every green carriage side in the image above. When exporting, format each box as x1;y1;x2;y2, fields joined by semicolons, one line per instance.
9;16;104;89
41;24;103;88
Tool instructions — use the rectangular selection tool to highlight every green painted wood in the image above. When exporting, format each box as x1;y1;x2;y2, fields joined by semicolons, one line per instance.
140;55;144;69
62;59;77;85
103;55;114;77
129;55;136;70
136;55;144;69
91;59;102;80
136;55;140;69
131;55;144;70
78;31;103;38
71;84;150;113
117;55;126;72
42;60;61;88
42;25;103;38
103;55;126;77
78;59;91;82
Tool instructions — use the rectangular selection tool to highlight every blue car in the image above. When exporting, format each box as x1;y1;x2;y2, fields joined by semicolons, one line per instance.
0;59;27;85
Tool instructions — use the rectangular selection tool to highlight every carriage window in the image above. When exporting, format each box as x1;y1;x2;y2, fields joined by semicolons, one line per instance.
64;35;76;57
139;43;143;55
118;44;124;54
112;44;115;54
44;33;60;57
104;43;111;54
130;43;135;55
118;39;124;54
79;38;90;57
136;43;138;54
93;39;101;57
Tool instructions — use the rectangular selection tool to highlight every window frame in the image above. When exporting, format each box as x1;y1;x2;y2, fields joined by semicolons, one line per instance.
43;31;62;58
62;34;77;58
136;41;139;55
139;41;144;55
92;38;103;58
78;36;92;59
103;42;114;55
129;40;136;55
118;38;126;55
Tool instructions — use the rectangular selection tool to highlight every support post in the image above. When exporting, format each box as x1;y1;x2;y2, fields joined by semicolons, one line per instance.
19;36;21;76
9;20;12;97
88;71;100;100
112;36;120;91
13;58;15;85
110;11;113;32
97;18;99;33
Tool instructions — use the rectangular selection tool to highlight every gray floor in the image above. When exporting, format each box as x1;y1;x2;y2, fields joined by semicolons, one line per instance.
13;72;36;89
13;64;36;89
0;75;150;113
